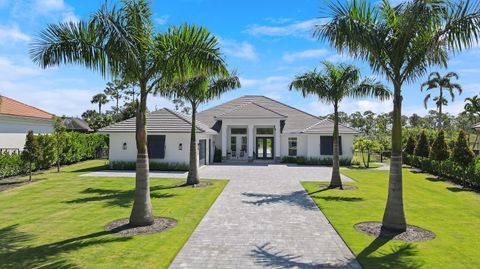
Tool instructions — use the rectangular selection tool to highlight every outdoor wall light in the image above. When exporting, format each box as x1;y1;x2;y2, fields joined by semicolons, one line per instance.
178;143;183;150
122;142;127;150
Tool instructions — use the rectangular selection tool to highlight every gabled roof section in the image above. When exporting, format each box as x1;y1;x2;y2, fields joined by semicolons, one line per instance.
0;95;54;120
99;108;216;134
302;119;359;134
215;102;287;119
63;118;93;132
198;95;321;133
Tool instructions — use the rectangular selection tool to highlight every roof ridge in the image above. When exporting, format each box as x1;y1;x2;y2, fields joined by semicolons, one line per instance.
301;118;328;133
0;95;55;119
260;95;320;121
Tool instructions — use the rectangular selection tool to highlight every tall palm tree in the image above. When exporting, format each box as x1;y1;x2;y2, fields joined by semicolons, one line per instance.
316;0;480;232
464;95;480;122
158;73;240;185
91;93;108;114
421;72;462;129
30;0;227;227
289;61;390;189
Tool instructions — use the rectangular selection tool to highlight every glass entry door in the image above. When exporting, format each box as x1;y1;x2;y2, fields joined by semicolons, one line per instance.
256;137;274;159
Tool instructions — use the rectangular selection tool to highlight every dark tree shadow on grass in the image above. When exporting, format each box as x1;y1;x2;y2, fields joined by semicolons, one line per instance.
310;196;364;202
65;185;176;208
242;191;318;210
250;243;359;268
357;237;423;269
0;224;131;269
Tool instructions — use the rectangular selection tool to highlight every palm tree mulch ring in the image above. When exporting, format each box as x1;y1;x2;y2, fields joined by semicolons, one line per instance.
175;182;213;188
354;222;435;242
317;184;357;190
105;217;177;236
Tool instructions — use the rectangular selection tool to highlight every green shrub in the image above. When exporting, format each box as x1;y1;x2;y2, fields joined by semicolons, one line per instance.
451;130;475;166
0;151;28;178
280;156;352;166
213;147;222;162
404;135;416;155
109;161;189;171
414;131;430;157
430;130;450;161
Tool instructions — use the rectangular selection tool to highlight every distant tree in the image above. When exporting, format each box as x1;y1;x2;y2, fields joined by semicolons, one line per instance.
404;135;416;155
430;130;449;161
451;130;475;166
409;114;423;128
353;137;382;168
464;95;480;123
104;80;125;113
172;98;191;114
22;131;39;181
414;131;430;158
54;117;67;172
91;93;109;114
421;72;462;129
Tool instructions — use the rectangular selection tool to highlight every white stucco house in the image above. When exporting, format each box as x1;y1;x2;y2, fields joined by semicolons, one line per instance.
100;95;359;166
0;95;55;152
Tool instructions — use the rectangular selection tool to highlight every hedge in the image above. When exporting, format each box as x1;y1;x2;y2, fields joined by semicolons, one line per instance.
109;161;189;171
0;132;107;179
281;156;352;166
404;154;480;189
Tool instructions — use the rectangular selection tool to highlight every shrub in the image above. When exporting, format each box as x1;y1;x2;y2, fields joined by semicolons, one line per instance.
353;137;382;168
404;135;416;155
430;130;450;161
280;156;352;166
414;131;430;157
213;147;222;162
22;131;39;181
451;130;475;166
109;161;189;171
0;151;27;178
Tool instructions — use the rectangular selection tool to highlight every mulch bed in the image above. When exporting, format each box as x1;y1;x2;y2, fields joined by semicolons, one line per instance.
354;221;435;242
175;181;213;188
317;184;358;190
105;217;177;236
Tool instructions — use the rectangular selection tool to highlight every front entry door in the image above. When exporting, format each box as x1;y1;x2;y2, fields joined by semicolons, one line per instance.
256;137;274;159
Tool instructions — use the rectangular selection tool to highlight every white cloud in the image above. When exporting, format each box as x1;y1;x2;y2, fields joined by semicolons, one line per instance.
11;0;79;22
0;24;31;45
155;14;169;25
0;57;40;79
62;10;79;23
283;49;328;62
244;18;327;38
220;39;258;61
239;76;291;100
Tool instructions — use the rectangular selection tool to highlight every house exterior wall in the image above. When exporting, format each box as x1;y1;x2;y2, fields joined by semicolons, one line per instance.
0;115;54;150
280;134;308;157
108;132;213;165
306;133;355;159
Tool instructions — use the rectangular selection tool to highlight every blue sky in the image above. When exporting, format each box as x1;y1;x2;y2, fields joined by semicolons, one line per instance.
0;0;479;117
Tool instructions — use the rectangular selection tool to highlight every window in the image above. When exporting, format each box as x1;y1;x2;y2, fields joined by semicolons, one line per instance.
230;136;237;152
288;137;297;156
241;136;247;151
231;128;247;135
256;128;274;135
320;136;342;155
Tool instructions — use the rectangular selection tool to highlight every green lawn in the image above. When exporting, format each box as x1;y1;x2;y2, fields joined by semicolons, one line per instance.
0;160;227;269
303;169;480;269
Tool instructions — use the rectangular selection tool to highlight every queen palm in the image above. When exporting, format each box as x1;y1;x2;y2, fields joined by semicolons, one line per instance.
464;95;480;122
157;73;241;185
30;0;227;227
316;0;480;232
421;72;462;129
91;93;108;114
289;61;390;189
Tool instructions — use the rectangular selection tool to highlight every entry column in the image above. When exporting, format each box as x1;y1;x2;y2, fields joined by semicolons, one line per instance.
248;124;254;162
275;121;281;162
221;123;227;161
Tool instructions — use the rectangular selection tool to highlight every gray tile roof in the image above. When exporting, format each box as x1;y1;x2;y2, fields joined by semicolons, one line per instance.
302;119;359;134
63;117;92;132
99;108;216;134
215;102;287;119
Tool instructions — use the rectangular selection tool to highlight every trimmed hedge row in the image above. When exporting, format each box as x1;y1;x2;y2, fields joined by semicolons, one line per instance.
404;154;480;189
0;133;107;179
109;161;189;171
281;156;353;166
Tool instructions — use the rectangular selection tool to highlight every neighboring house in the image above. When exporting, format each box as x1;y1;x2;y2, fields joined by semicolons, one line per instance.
63;117;93;133
100;95;359;166
0;95;55;151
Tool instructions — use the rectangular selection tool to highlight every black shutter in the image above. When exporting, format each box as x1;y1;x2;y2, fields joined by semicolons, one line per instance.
320;136;342;155
147;135;166;159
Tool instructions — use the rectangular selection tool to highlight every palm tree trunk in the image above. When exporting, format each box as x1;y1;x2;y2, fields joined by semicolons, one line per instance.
187;102;200;185
438;88;443;130
98;104;101;114
382;82;407;232
129;81;154;227
330;102;342;189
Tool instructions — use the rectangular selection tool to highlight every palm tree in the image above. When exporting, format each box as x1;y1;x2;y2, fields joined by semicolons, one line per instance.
289;61;390;189
316;0;480;232
30;0;227;227
91;93;108;114
464;95;480;122
421;72;462;129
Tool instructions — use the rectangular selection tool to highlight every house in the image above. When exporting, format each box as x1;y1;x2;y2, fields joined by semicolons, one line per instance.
100;95;359;166
0;95;55;151
62;117;93;133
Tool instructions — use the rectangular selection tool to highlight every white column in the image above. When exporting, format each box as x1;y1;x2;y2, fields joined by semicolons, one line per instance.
248;124;254;161
221;122;227;160
275;121;281;161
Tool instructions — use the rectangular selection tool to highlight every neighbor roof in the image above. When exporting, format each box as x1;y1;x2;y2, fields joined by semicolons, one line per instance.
215;102;287;119
0;95;54;120
63;118;93;132
99;108;216;134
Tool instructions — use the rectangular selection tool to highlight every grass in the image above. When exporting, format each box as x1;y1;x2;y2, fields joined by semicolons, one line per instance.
302;169;480;269
0;160;227;269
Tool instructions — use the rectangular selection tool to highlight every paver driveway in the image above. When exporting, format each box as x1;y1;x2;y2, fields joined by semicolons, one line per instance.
83;165;361;269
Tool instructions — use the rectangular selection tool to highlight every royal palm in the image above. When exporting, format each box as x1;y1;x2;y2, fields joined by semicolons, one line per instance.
317;0;480;232
289;61;390;189
30;0;228;227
